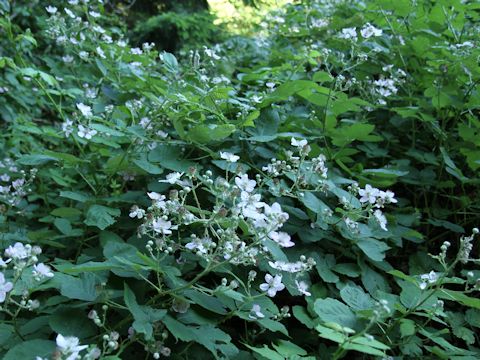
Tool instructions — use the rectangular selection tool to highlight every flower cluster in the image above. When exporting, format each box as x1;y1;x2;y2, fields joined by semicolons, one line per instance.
0;158;37;207
0;242;53;314
53;333;100;360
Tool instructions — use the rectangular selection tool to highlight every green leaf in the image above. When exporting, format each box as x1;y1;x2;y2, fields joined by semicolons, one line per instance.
244;345;284;360
54;218;72;235
400;319;416;338
438;290;480;309
314;253;339;283
84;205;121;230
162;52;178;73
314;298;357;328
313;71;333;83
3;339;56;360
340;285;375;310
357;238;390;261
57;273;98;301
124;284;166;340
17;154;57;165
103;241;148;278
59;190;90;203
293;305;315;329
49;308;97;338
51;207;82;218
272;340;307;356
188;124;236;144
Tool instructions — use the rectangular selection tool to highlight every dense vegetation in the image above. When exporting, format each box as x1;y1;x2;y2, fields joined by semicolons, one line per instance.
0;0;479;359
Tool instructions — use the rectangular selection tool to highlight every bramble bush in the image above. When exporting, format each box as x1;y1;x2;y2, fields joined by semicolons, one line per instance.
0;0;479;359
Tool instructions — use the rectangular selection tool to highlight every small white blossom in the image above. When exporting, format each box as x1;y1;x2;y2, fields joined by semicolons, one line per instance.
96;46;106;59
268;261;306;273
77;125;97;140
360;23;383;38
56;334;88;359
295;280;311;296
185;236;213;255
419;271;438;289
131;48;143;55
259;274;285;297
235;174;256;193
152;218;174;235
339;27;357;40
64;8;76;19
76;103;93;117
373;209;388;231
159;172;184;185
359;184;380;204
129;206;145;219
0;273;13;303
45;6;57;14
249;304;265;319
220;152;239;163
268;231;295;248
32;263;54;280
291;137;308;147
5;242;29;261
89;11;101;18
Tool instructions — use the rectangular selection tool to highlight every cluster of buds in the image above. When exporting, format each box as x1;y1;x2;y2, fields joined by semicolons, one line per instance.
273;305;291;320
459;228;478;264
102;331;120;351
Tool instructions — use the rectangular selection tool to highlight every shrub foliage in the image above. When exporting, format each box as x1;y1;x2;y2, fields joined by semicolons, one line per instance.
0;0;479;359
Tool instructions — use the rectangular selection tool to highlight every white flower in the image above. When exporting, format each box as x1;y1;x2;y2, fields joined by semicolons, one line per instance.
0;273;13;303
131;48;143;55
33;263;54;280
56;334;88;359
295;280;311;296
129;206;145;219
373;209;388;231
358;184;380;204
383;190;397;204
159;172;184;185
204;48;220;60
265;82;276;89
419;271;438;289
220;152;239;163
77;125;97;140
264;202;289;222
68;0;78;4
268;231;295;248
345;217;358;231
235;174;256;193
185;236;213;255
374;78;398;97
361;23;383;38
291;137;308;147
76;103;92;117
339;27;357;40
152;218;174;235
12;178;25;189
268;261;305;273
79;51;89;60
45;6;57;14
62;55;74;63
96;46;106;59
249;304;265;319
89;11;101;18
259;274;285;297
64;8;76;19
5;242;29;260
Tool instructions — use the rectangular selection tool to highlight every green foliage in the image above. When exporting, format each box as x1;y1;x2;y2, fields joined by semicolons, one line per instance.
0;0;479;359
